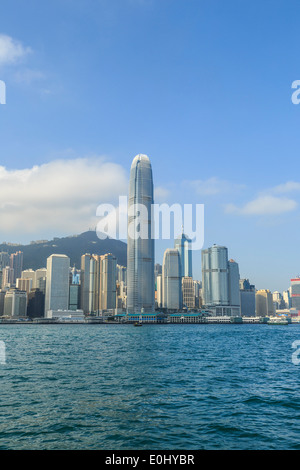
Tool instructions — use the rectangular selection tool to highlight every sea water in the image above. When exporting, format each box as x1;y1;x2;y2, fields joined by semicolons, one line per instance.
0;323;300;450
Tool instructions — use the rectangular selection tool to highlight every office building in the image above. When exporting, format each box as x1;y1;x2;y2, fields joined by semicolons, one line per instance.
194;280;202;308
162;248;182;310
10;251;23;284
283;290;291;309
155;263;162;287
182;276;195;309
228;259;240;309
291;278;300;311
174;232;192;278
127;154;155;314
0;291;6;315
239;279;256;316
2;266;14;288
202;245;240;316
156;274;162;309
88;254;101;314
116;280;127;310
69;284;80;311
272;291;284;310
71;266;80;285
21;269;35;285
34;268;47;290
256;289;274;317
0;252;10;270
45;254;70;315
80;254;93;314
117;265;127;285
16;278;33;296
100;253;117;310
27;289;45;319
3;288;27;317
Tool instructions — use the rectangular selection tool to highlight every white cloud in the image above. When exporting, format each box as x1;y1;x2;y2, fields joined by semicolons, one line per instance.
184;177;245;196
271;181;300;194
0;157;128;240
0;34;31;66
225;195;298;216
14;68;45;85
154;186;171;202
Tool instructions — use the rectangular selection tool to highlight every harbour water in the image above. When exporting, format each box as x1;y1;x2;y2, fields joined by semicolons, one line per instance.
0;323;300;450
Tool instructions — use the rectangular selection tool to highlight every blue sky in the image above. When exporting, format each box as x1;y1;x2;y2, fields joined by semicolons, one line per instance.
0;0;300;292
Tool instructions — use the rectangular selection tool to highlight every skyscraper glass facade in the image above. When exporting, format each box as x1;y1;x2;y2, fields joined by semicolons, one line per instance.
127;155;155;313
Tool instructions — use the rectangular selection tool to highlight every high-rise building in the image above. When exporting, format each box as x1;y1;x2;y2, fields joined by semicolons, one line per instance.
0;252;10;270
116;280;127;310
80;253;118;314
201;245;240;316
2;266;14;288
194;280;202;308
10;251;23;284
127;154;155;314
239;278;256;316
88;254;101;314
16;278;33;295
27;289;45;319
100;253;117;310
228;259;240;308
80;254;93;314
34;268;47;291
283;290;291;309
202;245;229;307
182;276;195;309
255;289;274;317
162;248;182;310
69;284;80;311
44;254;70;315
117;265;127;285
174;232;192;278
156;274;162;309
272;291;284;310
3;288;27;317
290;278;300;311
154;263;162;286
71;266;80;285
21;269;35;285
0;291;6;316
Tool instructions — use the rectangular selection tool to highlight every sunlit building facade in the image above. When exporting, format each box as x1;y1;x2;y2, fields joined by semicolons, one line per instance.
127;154;155;314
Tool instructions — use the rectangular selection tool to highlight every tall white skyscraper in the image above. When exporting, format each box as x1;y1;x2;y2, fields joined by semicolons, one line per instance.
45;254;70;315
162;248;182;310
127;154;155;313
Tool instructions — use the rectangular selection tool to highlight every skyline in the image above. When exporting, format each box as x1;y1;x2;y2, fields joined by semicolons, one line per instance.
0;0;300;293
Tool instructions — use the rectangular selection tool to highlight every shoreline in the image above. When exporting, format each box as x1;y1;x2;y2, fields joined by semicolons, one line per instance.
0;320;297;325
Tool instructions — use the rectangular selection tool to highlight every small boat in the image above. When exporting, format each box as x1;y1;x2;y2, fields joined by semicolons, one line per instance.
134;322;143;327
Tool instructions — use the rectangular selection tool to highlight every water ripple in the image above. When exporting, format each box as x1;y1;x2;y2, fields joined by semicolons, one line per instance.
0;323;300;449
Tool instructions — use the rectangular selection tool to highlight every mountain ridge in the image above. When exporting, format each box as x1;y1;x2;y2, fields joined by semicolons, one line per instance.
0;231;127;271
